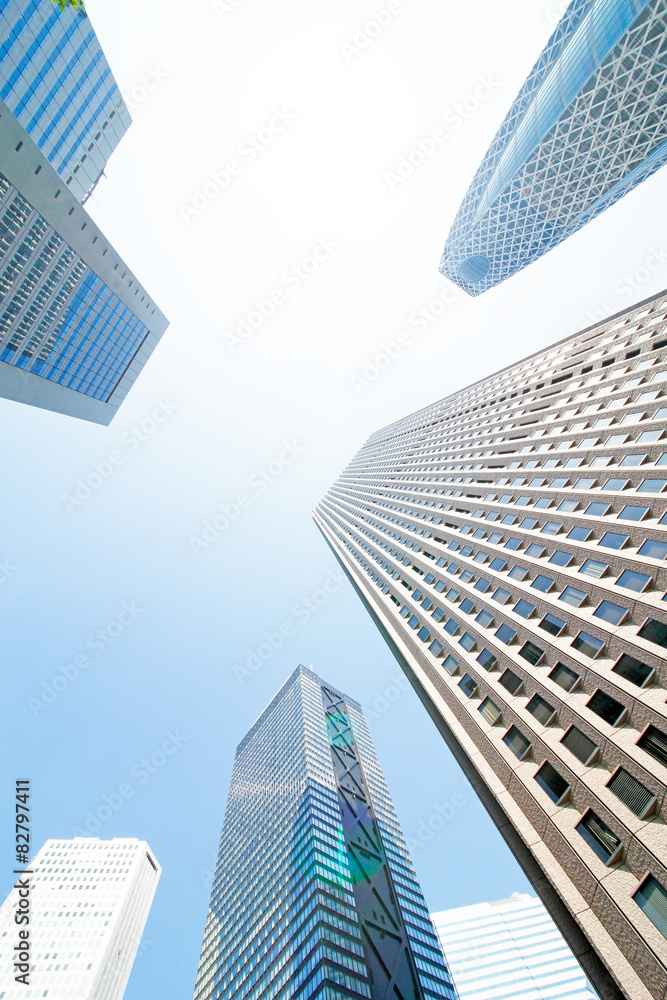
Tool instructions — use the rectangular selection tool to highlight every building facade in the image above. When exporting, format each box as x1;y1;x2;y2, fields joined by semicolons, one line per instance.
192;664;456;1000
439;0;667;295
315;289;667;1000
0;0;131;203
0;836;160;1000
0;99;167;423
432;893;598;1000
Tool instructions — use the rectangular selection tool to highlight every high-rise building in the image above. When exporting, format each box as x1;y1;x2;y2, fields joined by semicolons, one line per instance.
0;836;160;999
0;101;168;423
0;0;131;203
315;289;667;1000
432;893;598;1000
192;664;456;1000
439;0;667;296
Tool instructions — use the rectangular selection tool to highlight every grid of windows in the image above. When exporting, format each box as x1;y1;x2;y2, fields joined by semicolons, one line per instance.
439;0;667;295
315;290;667;1000
0;0;131;202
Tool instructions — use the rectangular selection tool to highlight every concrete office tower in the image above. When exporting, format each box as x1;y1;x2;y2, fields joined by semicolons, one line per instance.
432;893;598;1000
0;836;160;999
193;664;456;1000
0;0;131;203
0;102;167;423
439;0;667;296
315;289;667;1000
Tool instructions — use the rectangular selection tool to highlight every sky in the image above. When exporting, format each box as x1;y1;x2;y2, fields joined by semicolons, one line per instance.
2;0;667;997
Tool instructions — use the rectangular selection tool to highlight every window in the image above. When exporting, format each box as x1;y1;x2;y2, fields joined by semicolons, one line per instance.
460;570;474;583
613;653;654;688
617;569;651;593
587;690;626;726
429;638;444;657
638;478;667;494
496;624;517;645
441;655;459;676
558;500;578;513
598;531;628;550
503;725;531;759
459;598;475;614
408;615;420;630
474;577;491;593
580;559;607;579
541;521;561;536
431;606;446;622
573;478;596;490
488;532;503;544
477;648;498;671
479;697;501;725
525;543;545;558
607;768;656;819
567;525;592;541
499;668;523;695
458;673;478;698
476;609;494;628
638;618;667;648
489;557;506;572
605;477;629;491
504;536;521;550
508;566;528;581
559;585;587;607
459;632;476;652
526;693;555;724
444;618;460;635
621;453;647;467
633;876;667;939
535;761;570;804
514;599;535;618
417;626;431;642
594;600;628;626
618;505;649;521
540;612;566;636
534;496;552;509
549;549;572;567
492;588;512;605
572;631;604;658
637;725;667;767
561;725;598;764
638;539;667;560
531;574;554;593
519;641;545;666
585;502;610;517
576;810;622;864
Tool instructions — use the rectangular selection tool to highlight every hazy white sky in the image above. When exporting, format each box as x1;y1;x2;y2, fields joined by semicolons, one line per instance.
3;1;667;997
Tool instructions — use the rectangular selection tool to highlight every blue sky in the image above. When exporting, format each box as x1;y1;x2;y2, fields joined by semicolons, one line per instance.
2;0;667;997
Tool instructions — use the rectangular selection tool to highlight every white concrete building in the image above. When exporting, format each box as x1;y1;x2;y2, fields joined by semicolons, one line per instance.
0;837;160;1000
432;893;597;1000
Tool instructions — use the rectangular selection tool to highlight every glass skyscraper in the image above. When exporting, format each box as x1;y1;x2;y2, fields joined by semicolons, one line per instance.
192;664;456;1000
439;0;667;295
0;0;131;203
315;290;667;1000
432;894;598;1000
0;93;167;423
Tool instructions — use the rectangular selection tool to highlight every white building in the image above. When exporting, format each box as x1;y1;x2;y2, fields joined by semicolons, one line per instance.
432;893;598;1000
0;837;160;1000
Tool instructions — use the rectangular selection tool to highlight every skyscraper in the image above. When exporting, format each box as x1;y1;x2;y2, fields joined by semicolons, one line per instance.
192;664;456;1000
0;836;160;999
315;289;667;1000
0;101;168;423
0;0;131;203
439;0;667;296
432;893;598;1000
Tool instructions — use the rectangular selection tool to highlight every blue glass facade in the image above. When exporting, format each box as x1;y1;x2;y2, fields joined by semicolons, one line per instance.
0;0;131;202
193;666;456;1000
0;172;149;401
440;0;667;295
